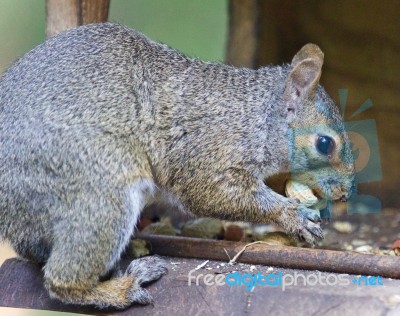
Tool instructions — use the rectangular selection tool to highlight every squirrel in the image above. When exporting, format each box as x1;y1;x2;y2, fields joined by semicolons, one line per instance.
0;23;355;308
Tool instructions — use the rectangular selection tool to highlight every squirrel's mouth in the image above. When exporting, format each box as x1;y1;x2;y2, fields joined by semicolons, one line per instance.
279;176;349;206
312;187;348;203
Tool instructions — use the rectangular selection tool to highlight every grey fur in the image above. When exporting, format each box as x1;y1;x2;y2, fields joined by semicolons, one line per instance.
0;23;354;308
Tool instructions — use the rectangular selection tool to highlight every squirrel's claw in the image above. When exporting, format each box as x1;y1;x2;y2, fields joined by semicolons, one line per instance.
296;206;324;244
298;208;322;223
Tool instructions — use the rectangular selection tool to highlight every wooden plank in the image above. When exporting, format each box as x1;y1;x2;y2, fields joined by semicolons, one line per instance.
1;257;399;315
139;234;400;279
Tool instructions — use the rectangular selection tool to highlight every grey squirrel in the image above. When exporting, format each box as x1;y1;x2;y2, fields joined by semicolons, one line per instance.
0;23;354;308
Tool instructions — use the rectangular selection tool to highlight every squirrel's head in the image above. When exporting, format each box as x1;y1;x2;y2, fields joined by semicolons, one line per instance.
282;44;355;203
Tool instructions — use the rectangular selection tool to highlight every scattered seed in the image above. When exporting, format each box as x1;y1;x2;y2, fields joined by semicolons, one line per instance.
332;221;353;233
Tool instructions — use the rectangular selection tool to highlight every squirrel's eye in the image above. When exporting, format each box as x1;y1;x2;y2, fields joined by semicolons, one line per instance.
316;135;335;156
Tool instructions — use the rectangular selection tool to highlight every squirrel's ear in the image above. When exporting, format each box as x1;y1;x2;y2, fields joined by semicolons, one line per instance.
284;43;324;123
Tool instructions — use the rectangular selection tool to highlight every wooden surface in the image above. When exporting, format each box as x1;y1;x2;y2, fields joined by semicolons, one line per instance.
45;0;110;37
1;257;400;315
226;0;258;67
140;234;400;278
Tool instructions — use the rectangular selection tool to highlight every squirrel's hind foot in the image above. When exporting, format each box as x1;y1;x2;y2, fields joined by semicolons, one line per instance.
124;255;168;305
45;255;168;309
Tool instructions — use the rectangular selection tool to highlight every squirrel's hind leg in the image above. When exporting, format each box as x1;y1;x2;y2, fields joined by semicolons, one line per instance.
45;256;167;309
43;180;167;309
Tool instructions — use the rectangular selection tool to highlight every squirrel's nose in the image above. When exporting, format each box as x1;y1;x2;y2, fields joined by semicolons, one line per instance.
340;195;347;202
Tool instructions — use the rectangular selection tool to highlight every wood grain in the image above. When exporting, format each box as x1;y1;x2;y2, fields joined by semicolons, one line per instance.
45;0;110;37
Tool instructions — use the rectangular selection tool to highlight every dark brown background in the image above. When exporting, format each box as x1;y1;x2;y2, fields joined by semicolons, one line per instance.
227;0;400;208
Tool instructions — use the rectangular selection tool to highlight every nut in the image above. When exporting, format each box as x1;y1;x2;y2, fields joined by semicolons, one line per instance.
285;180;318;207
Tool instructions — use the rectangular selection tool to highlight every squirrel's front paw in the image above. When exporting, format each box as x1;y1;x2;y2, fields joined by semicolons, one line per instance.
296;206;323;244
277;204;323;246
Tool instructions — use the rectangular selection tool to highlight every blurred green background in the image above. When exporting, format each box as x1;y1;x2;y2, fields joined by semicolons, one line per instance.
0;0;228;73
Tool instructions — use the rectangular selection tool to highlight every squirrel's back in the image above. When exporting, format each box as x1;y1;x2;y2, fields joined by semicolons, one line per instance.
0;23;288;180
0;22;281;137
1;23;152;132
